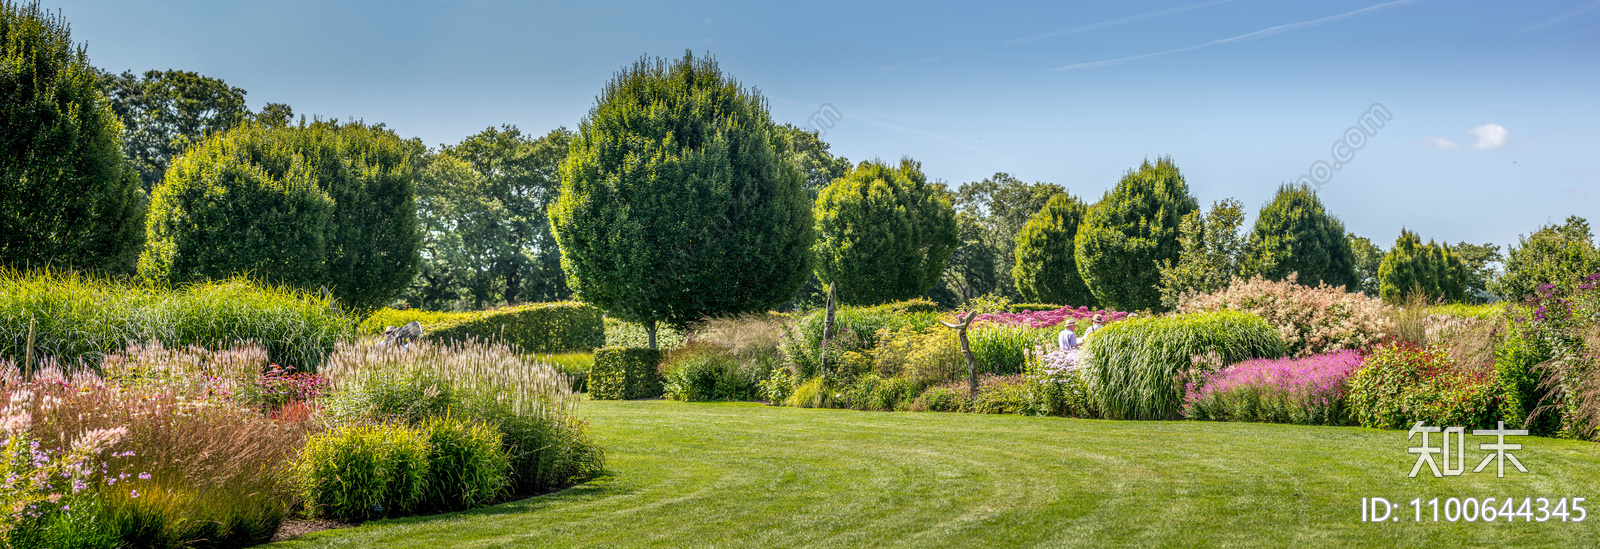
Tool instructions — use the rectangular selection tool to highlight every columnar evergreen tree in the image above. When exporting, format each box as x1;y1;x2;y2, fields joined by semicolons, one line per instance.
1012;192;1095;306
0;1;146;274
1157;198;1246;308
1377;229;1468;303
140;121;422;312
1242;183;1358;289
550;52;813;347
812;158;958;305
1492;216;1600;302
1074;157;1199;311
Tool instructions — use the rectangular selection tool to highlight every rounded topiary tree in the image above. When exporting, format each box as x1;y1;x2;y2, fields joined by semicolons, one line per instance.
0;1;146;274
140;122;421;312
550;52;812;347
1242;183;1358;290
1074;157;1198;311
812;158;958;306
1012;192;1095;307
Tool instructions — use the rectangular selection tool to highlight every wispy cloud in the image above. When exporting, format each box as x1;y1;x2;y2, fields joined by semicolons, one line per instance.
854;115;990;154
878;56;941;71
1424;123;1510;150
1049;0;1423;71
1517;0;1600;34
1005;0;1235;46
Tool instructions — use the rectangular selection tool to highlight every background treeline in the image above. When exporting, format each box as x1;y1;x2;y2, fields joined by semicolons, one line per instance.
5;0;1598;328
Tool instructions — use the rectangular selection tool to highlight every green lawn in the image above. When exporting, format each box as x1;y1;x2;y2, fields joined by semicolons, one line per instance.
271;401;1600;548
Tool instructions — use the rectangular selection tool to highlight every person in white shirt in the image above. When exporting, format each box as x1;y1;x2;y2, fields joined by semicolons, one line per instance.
1083;313;1105;340
1057;319;1079;351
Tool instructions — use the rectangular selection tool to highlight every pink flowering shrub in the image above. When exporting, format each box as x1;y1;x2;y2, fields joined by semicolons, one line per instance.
1183;350;1364;425
1178;275;1389;357
974;305;1130;330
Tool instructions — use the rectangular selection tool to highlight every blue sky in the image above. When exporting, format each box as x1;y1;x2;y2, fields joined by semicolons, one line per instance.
59;0;1600;250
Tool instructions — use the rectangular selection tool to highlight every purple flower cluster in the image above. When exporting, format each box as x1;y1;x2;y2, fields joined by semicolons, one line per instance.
975;305;1129;329
1183;350;1364;425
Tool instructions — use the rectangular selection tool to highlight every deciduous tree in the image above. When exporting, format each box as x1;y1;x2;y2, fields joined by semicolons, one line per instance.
813;158;958;306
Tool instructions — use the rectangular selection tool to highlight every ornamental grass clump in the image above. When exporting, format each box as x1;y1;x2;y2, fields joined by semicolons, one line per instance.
1178;274;1388;357
1088;311;1286;420
967;324;1055;375
0;268;352;372
1183;350;1364;425
317;339;601;497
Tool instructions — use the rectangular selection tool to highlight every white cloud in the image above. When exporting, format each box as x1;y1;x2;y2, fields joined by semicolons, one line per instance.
1423;123;1508;150
1425;136;1461;149
1467;123;1509;150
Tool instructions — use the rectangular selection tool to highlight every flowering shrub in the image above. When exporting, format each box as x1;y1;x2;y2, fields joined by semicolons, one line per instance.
974;305;1129;330
1179;275;1389;357
1512;272;1600;439
1183;350;1363;425
1347;344;1500;430
1019;346;1099;418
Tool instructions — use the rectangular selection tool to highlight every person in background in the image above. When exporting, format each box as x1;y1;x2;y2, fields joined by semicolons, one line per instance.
1058;319;1080;351
1083;313;1106;340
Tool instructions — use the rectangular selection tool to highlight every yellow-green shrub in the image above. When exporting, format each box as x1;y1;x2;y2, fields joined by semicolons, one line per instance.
589;347;663;400
359;302;604;354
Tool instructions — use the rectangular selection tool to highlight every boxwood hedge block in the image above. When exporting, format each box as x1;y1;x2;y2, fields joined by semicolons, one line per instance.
1007;303;1065;313
359;302;605;354
590;347;663;400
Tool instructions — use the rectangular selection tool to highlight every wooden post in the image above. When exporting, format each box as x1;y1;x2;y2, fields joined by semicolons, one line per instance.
820;284;836;376
941;310;979;398
24;316;36;377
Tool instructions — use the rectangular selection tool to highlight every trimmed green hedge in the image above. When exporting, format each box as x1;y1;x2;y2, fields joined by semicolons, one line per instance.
359;302;604;354
865;298;939;314
590;347;663;400
1006;303;1065;314
1088;311;1286;420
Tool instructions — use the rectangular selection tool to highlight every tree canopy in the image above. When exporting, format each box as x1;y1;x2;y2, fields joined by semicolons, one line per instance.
1157;198;1246;308
813;158;958;305
1074;157;1199;311
948;173;1063;300
140;121;422;313
0;0;146;274
1377;229;1467;303
1242;183;1358;290
550;52;812;344
1492;216;1600;301
1012;192;1095;306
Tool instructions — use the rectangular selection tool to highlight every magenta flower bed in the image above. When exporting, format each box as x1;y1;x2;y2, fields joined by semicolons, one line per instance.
975;306;1130;329
1183;350;1363;425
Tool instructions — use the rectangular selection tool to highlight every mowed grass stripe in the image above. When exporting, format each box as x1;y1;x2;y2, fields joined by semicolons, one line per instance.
270;401;1600;548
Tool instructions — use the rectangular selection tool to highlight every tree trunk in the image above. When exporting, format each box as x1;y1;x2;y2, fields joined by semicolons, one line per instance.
646;319;658;349
820;284;837;376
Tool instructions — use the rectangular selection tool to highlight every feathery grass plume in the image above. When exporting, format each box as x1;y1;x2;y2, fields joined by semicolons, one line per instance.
1178;274;1389;357
1087;311;1286;420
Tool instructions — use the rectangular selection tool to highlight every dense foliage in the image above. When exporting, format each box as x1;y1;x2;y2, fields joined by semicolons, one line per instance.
590;347;665;400
1011;193;1095;306
1347;344;1500;430
94;68;252;190
409;126;572;311
1178;275;1389;358
0;0;146;275
360;302;604;354
551;53;812;345
0;268;351;371
1377;229;1468;303
1241;184;1358;290
813;158;958;305
1157;199;1246;309
946;173;1065;301
140;121;423;313
1492;216;1599;303
1086;311;1286;420
1074;158;1199;312
1347;233;1384;298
